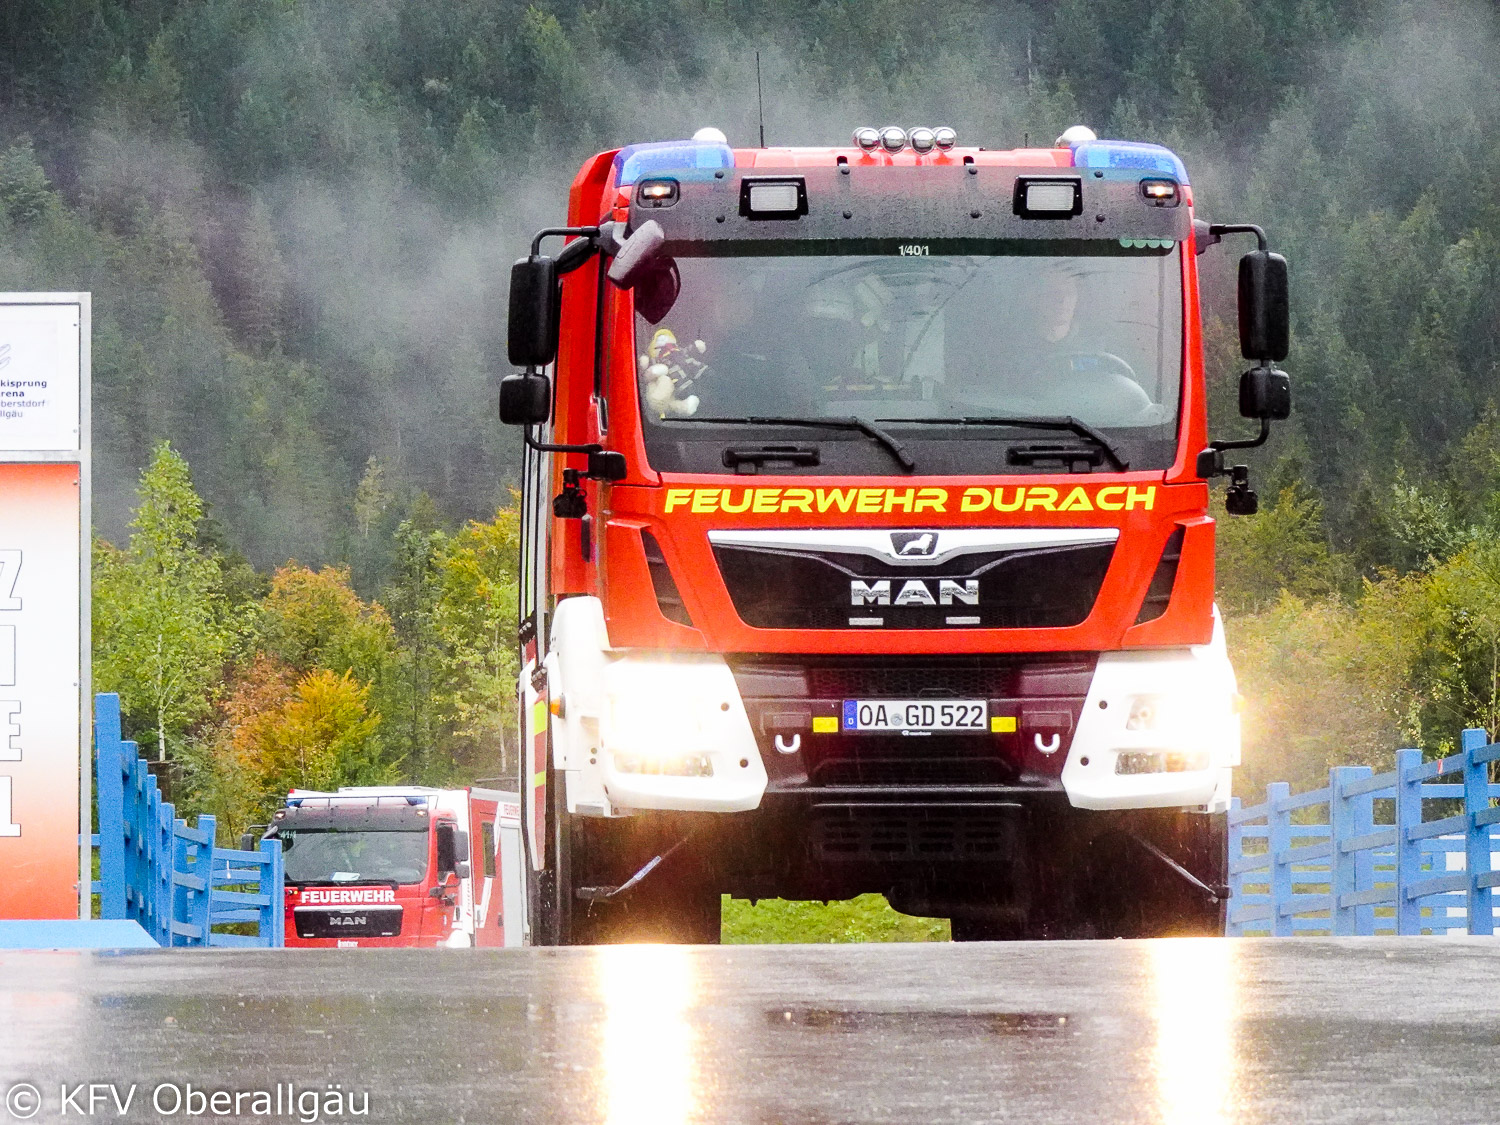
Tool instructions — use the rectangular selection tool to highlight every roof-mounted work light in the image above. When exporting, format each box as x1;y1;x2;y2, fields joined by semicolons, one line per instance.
635;178;680;207
1140;179;1179;207
739;177;807;219
1014;177;1083;218
853;127;881;152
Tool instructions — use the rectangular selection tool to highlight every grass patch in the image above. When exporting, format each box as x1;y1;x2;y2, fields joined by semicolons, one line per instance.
721;893;950;943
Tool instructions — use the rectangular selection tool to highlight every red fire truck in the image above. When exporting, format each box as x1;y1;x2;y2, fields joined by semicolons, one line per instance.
500;124;1290;942
273;787;525;947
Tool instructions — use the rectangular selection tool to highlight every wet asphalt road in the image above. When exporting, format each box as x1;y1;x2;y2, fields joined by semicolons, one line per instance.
0;937;1495;1124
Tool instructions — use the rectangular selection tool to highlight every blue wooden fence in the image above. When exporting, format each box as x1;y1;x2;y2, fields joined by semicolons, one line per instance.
1228;727;1500;935
92;693;284;947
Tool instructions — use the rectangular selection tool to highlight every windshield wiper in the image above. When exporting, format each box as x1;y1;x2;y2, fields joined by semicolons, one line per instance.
662;416;916;472
877;416;1129;471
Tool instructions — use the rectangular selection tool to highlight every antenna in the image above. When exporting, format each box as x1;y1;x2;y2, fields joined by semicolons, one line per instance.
755;51;766;147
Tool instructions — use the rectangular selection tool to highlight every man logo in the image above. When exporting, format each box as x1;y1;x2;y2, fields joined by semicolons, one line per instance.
890;531;938;557
851;578;979;607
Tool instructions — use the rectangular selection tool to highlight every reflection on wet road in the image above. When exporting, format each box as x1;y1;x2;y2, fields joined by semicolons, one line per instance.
2;938;1498;1123
1149;938;1239;1125
597;944;697;1125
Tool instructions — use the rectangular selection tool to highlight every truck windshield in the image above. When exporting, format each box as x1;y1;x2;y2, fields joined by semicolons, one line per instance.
280;828;429;885
632;240;1183;473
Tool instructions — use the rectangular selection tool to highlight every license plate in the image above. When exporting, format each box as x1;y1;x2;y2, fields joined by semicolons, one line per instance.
842;699;988;732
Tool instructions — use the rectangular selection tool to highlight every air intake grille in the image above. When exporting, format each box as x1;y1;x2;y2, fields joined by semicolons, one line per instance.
809;804;1021;863
1135;527;1184;624
641;530;692;626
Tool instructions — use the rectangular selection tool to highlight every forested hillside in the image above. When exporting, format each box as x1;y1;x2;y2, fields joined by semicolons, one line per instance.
2;0;1498;823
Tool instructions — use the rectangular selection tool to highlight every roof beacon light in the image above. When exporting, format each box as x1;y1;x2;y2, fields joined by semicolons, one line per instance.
1070;139;1190;185
933;126;958;151
853;127;881;152
1055;124;1098;147
908;127;937;154
613;138;734;187
879;126;907;153
692;126;729;143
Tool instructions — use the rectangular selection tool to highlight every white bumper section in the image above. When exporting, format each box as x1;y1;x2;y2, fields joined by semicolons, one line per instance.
1060;608;1240;813
546;597;767;816
546;596;1237;817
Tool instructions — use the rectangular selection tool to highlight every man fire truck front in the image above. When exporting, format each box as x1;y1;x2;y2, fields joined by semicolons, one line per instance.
500;124;1290;942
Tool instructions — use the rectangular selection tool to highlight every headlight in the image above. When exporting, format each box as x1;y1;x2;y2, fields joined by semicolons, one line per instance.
1124;693;1221;735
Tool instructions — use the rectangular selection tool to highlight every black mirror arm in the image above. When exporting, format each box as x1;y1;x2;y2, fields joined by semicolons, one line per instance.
523;423;629;486
530;226;601;268
1206;222;1268;253
1196;418;1269;479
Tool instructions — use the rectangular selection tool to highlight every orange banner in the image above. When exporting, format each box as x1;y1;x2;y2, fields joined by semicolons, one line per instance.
0;461;81;918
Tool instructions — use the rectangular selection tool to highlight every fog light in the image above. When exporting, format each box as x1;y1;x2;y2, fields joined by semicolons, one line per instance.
1115;750;1210;775
933;126;957;151
853;127;880;151
879;126;907;153
909;127;937;154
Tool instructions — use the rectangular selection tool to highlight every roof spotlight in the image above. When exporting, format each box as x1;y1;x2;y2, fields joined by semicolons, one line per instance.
879;126;907;153
908;127;937;154
853;127;881;152
933;126;957;151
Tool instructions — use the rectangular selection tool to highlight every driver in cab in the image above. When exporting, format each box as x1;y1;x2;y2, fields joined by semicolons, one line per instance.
978;267;1163;426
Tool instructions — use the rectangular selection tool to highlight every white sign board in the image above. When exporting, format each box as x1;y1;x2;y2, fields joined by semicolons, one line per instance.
0;306;81;451
0;294;88;921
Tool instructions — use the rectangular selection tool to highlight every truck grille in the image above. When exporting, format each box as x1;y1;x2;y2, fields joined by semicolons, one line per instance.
713;541;1113;630
293;906;403;939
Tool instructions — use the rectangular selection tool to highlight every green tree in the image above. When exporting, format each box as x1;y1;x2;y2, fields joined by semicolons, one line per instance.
94;441;242;760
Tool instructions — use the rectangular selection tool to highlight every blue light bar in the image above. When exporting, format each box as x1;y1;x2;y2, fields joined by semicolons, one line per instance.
613;139;735;187
1070;140;1189;186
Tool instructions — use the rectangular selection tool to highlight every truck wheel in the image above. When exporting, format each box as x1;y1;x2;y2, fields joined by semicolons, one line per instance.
526;765;575;946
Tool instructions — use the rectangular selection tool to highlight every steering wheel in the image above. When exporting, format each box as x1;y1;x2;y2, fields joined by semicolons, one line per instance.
1047;351;1162;423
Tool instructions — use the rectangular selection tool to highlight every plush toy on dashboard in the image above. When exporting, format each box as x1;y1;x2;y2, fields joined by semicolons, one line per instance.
639;327;709;418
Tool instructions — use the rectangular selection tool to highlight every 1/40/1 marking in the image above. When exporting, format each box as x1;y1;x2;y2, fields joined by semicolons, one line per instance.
897;244;929;256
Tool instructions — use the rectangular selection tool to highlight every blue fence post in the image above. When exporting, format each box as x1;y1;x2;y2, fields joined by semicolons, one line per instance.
1330;765;1372;936
1394;748;1424;936
1268;782;1293;936
93;695;126;920
1226;797;1243;937
1463;728;1494;936
189;815;215;947
260;837;285;947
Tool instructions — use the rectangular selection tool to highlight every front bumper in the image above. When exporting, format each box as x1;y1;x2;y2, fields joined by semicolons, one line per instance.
547;597;1236;817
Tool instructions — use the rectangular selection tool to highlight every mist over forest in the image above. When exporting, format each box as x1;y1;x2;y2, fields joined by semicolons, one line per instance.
3;0;1500;802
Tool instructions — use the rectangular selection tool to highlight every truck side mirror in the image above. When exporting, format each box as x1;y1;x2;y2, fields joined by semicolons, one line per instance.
499;372;551;426
606;220;667;288
508;255;561;368
607;220;680;325
1237;250;1289;361
1238;366;1292;420
454;860;471;881
239;831;257;852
